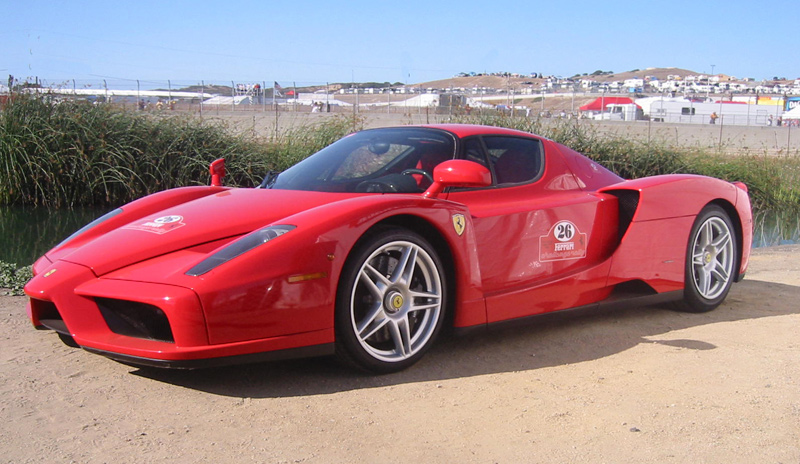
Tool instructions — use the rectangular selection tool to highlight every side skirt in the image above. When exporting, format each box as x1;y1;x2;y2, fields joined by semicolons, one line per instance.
454;290;683;337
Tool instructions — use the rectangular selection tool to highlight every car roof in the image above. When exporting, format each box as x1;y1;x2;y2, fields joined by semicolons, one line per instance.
417;123;546;139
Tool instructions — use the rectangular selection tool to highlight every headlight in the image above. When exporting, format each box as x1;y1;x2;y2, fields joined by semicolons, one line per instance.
185;225;295;276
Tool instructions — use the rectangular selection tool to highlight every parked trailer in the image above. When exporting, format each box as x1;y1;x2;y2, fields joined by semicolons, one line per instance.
647;100;784;125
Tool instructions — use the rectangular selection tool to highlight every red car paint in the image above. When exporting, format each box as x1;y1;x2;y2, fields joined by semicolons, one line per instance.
24;124;753;369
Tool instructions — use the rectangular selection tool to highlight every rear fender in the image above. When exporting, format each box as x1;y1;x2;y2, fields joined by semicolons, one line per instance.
598;174;739;222
602;174;752;291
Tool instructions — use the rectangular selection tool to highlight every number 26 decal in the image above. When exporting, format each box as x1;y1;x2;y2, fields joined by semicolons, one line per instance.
555;221;574;241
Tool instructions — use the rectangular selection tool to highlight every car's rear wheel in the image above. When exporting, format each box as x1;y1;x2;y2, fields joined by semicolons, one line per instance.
335;228;446;373
673;205;737;313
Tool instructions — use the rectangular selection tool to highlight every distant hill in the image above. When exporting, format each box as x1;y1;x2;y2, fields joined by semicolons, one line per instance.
167;68;780;96
586;67;699;82
415;68;704;90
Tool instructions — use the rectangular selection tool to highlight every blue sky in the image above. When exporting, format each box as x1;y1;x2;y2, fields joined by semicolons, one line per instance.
4;0;798;88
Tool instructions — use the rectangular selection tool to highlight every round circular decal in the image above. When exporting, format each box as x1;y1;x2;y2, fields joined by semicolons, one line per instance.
554;220;576;242
154;215;183;224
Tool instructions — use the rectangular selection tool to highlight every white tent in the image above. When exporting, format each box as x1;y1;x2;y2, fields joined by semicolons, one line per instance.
387;94;440;107
202;95;253;105
782;105;800;119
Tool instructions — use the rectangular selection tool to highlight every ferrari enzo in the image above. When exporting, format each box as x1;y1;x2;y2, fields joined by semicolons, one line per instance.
25;124;752;373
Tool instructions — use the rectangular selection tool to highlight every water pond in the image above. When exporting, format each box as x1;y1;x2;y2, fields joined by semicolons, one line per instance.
0;206;110;265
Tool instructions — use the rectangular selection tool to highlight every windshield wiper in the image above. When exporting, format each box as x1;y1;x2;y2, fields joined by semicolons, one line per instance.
257;171;281;189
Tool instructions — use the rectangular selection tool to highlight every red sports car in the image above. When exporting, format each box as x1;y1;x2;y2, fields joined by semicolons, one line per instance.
25;124;752;373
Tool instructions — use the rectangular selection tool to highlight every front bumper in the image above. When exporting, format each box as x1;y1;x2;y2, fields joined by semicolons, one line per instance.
25;260;333;368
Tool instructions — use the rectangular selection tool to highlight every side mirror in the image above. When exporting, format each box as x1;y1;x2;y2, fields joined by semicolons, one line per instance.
423;160;492;199
209;158;226;186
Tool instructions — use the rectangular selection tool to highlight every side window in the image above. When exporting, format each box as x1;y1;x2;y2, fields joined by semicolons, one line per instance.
484;136;543;185
462;138;489;168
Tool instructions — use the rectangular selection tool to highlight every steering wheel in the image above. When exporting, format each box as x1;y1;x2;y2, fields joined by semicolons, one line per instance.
401;168;434;184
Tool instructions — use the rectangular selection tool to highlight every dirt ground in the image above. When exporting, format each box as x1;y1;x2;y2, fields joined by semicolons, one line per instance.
1;245;798;463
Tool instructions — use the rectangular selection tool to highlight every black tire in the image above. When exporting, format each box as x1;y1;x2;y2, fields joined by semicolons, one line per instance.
673;205;737;313
335;228;446;373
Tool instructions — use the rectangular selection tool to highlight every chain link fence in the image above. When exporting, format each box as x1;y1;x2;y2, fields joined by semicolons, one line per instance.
4;76;798;129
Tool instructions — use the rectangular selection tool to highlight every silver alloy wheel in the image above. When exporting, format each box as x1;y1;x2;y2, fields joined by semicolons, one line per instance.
690;216;734;300
349;240;442;363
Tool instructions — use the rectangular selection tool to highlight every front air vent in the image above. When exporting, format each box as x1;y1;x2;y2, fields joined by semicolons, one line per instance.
96;298;175;343
30;299;69;334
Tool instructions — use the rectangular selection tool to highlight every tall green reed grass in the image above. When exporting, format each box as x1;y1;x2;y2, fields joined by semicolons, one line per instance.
0;94;358;208
2;96;797;215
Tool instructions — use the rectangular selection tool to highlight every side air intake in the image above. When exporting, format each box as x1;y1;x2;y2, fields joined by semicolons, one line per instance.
606;190;640;241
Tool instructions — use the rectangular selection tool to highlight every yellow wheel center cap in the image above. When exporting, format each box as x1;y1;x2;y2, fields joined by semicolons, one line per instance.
704;252;713;264
391;294;404;309
385;292;405;314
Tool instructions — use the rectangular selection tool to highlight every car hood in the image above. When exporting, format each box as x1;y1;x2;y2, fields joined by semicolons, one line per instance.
60;189;358;276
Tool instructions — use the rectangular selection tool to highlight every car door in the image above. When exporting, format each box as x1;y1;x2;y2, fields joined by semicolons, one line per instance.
447;135;618;323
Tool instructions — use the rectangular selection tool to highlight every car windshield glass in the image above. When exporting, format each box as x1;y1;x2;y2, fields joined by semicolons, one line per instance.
269;127;455;193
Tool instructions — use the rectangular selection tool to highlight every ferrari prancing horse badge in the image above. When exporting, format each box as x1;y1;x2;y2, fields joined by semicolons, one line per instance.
452;214;466;236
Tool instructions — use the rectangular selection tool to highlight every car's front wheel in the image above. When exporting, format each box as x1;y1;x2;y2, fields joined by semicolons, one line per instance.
335;228;446;373
673;205;737;313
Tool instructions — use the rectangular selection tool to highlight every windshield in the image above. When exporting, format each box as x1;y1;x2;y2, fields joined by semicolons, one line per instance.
269;127;456;193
